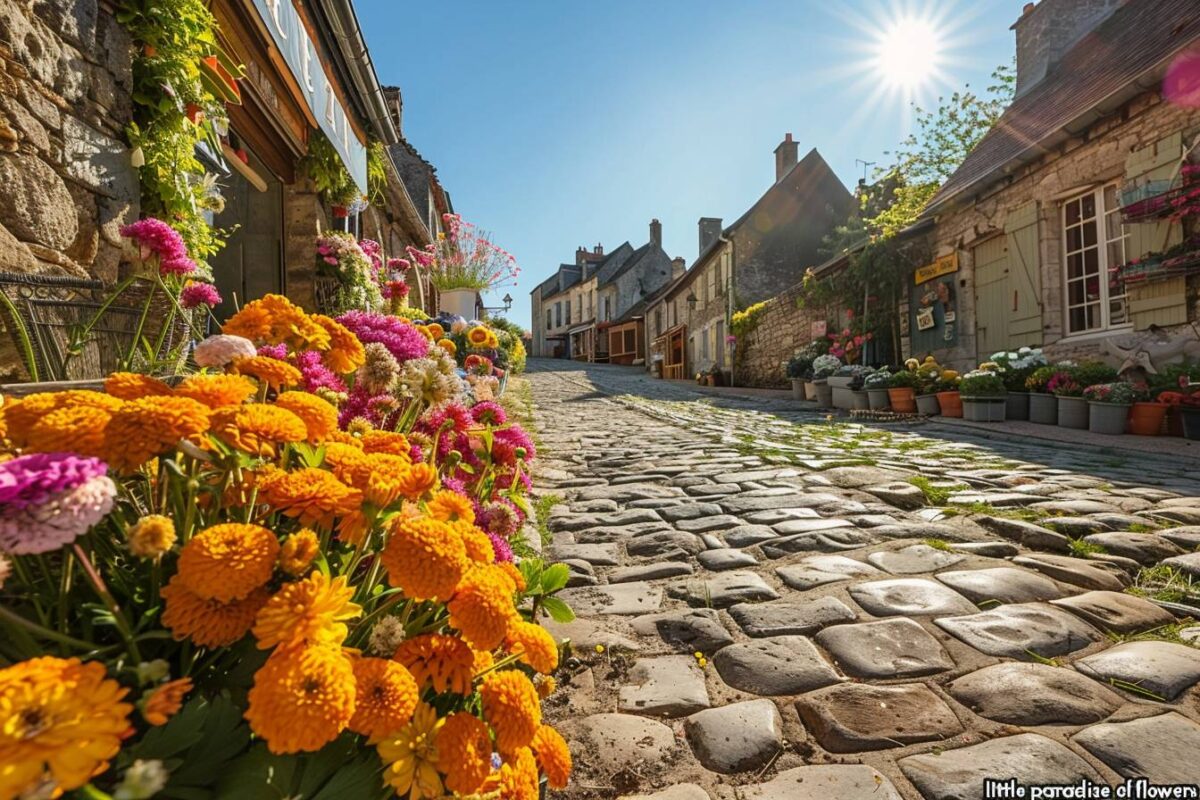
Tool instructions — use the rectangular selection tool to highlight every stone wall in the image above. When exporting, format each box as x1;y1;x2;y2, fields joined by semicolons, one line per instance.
734;278;831;388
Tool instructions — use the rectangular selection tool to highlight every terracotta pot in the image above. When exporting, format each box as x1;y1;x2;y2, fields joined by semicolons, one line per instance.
936;390;962;418
1128;402;1167;436
888;387;917;413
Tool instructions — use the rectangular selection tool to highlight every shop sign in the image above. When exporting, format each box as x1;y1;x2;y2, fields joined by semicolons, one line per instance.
253;0;368;192
810;320;826;338
914;252;958;284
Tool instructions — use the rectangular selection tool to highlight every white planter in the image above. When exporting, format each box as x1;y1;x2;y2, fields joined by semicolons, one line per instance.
827;376;856;390
850;390;870;410
962;397;1006;422
867;388;890;410
439;288;477;319
832;386;856;410
804;381;817;401
791;378;805;400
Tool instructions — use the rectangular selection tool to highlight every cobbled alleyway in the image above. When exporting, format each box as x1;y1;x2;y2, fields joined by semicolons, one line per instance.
524;360;1200;800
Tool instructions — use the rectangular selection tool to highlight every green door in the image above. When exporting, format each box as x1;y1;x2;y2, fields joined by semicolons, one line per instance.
973;236;1008;362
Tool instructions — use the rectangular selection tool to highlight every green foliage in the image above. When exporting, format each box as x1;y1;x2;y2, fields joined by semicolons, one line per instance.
1068;537;1106;558
907;476;968;506
1149;361;1200;395
486;317;528;374
959;370;1006;397
888;369;920;389
1026;365;1059;392
367;140;389;204
518;557;575;624
302;131;360;206
533;494;562;547
730;301;769;337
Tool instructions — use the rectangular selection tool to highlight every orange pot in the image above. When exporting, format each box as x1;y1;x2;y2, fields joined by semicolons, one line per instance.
888;387;916;413
1128;402;1167;436
936;391;963;418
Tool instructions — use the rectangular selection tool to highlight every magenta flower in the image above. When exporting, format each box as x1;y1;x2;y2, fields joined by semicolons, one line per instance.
337;310;429;363
0;454;116;555
470;401;507;426
0;453;108;509
180;282;222;309
120;218;197;276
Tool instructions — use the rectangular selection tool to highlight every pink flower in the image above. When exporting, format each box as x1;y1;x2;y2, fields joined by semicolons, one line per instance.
120;217;197;276
0;454;116;555
193;334;257;368
180;282;222;309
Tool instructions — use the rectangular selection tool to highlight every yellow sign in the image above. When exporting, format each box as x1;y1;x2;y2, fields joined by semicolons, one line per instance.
914;252;958;284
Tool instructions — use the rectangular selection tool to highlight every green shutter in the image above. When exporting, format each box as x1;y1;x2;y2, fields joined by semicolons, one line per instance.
1125;134;1186;329
973;236;1009;361
1004;201;1044;345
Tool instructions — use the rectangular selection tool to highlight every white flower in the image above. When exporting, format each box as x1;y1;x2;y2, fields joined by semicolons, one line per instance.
135;659;170;685
193;334;256;368
368;616;407;655
114;760;169;800
1018;346;1032;355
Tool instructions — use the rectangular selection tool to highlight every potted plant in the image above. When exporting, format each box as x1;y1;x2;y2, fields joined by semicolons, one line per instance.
933;370;962;418
1084;382;1133;435
1026;365;1059;425
959;369;1007;422
914;357;943;416
811;354;840;408
989;347;1047;420
1051;362;1116;429
787;353;813;400
422;214;519;319
1128;385;1167;437
830;365;872;409
1150;363;1200;436
1180;392;1200;440
888;368;920;413
849;366;872;410
864;369;892;410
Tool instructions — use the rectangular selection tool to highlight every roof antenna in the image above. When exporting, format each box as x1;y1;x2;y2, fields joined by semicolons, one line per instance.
856;159;876;183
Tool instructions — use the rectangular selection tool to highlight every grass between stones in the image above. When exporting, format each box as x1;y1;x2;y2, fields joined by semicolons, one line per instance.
1067;537;1107;558
1106;619;1198;648
907;476;969;506
533;494;562;548
1126;564;1200;606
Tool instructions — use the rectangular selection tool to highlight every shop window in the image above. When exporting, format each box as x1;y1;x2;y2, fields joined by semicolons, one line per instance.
1062;185;1128;335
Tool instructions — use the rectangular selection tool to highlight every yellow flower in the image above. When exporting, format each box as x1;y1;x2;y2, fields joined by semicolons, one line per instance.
531;724;572;790
466;326;490;347
437;338;457;356
535;675;556;699
177;522;280;602
102;396;211;471
278;529;320;576
436;713;493;795
3;391;121;448
0;657;133;799
382;516;467;602
426;323;445;339
245;645;356;754
377;702;444;800
427;490;475;524
393;634;475;695
448;564;518;651
312;314;366;373
273;391;338;443
174;373;257;409
258;468;361;530
347;658;418;740
252;572;362;650
141;677;192;726
127;514;176;559
505;620;559;674
414;325;435;342
231;355;303;390
485;331;500;349
160;576;268;647
493;746;539;800
479;669;540;755
104;371;173;400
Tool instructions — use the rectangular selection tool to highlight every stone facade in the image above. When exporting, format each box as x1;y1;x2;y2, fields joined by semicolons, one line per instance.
733;277;834;388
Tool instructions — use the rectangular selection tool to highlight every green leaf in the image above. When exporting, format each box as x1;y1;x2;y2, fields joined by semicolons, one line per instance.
131;696;210;761
541;596;575;624
539;563;570;594
169;695;250;787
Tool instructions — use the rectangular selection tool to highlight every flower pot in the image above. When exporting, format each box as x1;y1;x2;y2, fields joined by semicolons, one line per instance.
1166;406;1186;437
804;381;817;401
813;379;833;408
1088;401;1129;435
915;393;941;416
1005;391;1031;421
850;390;870;410
832;386;856;410
936;391;962;418
962;397;1006;422
888;387;917;413
1029;393;1058;425
827;376;855;390
1181;407;1200;440
867;388;890;410
1057;396;1089;429
791;378;805;400
439;289;477;320
1128;402;1167;436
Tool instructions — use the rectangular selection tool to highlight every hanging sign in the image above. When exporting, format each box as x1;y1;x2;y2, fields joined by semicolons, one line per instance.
252;0;368;193
914;252;959;284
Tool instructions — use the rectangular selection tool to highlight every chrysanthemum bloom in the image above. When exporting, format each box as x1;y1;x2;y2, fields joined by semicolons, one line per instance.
497;560;527;592
0;657;133;799
102;396;211;471
436;712;493;794
466;326;490;347
0;456;116;555
534;674;556;700
359;429;411;456
160;576;267;647
174;373;257;409
127;514;176;559
141;677;192;726
245;644;356;754
3;390;122;449
278;528;319;576
252;572;361;650
312;314;365;374
397;462;437;502
223;294;331;352
257;468;361;530
531;725;572;790
121;217;197;275
453;520;496;564
104;371;174;400
347;657;418;740
448;564;518;651
493;745;539;800
192;334;257;368
231;355;303;391
209;403;307;457
382;516;466;602
273;391;338;443
505;620;559;675
427;490;475;524
470;400;507;426
177;522;280;602
480;670;541;755
376;702;444;800
393;634;475;695
24;403;114;458
179;280;222;309
437;338;456;356
472;647;495;677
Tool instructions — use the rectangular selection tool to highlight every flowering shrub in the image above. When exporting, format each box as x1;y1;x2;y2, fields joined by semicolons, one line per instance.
985;347;1048;391
413;214;519;292
811;354;842;379
826;325;872;363
1048;371;1082;397
864;369;892;389
959;369;1006;397
889;368;921;389
0;293;571;799
1026;364;1060;392
1083;382;1136;405
316;232;385;312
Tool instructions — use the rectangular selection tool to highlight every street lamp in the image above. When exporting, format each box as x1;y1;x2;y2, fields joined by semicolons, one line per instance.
482;293;513;315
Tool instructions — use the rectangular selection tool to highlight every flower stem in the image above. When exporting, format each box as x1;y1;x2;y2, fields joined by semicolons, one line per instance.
73;543;142;663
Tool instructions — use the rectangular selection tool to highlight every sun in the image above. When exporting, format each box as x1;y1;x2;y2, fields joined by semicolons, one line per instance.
873;15;944;91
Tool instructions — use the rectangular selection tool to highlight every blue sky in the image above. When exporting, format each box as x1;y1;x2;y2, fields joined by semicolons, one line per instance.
357;0;1025;330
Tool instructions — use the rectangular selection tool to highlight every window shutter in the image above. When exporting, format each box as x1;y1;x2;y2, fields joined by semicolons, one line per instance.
1125;134;1186;329
1003;200;1043;344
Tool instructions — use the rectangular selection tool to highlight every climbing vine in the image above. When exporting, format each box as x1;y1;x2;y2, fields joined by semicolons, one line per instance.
730;300;769;337
301;131;361;208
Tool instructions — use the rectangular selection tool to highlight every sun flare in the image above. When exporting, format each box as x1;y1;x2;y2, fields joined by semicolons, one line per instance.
873;15;943;91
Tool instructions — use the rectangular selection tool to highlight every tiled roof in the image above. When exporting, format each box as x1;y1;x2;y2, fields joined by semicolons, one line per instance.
927;0;1200;213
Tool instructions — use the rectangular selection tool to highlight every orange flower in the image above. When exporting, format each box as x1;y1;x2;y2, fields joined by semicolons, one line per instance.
494;746;539;800
231;355;303;390
347;657;418;740
245;644;356;754
454;521;495;564
531;724;572;790
479;670;541;755
427;490;475;524
393;634;475;695
273;391;338;443
2;391;121;447
535;675;556;699
505;620;559;674
177;522;280;602
223;294;331;351
104;371;173;400
360;430;411;456
252;572;361;650
336;508;371;546
210;403;308;457
142;677;193;726
414;325;435;342
381;516;466;602
497;561;527;592
278;528;320;575
102;396;211;471
322;441;370;480
397;462;438;502
472;647;495;677
313;314;366;373
333;452;416;508
467;326;490;347
127;514;176;559
426;323;445;340
25;403;114;458
258;467;361;530
437;338;457;356
448;564;518;651
174;373;257;408
436;713;493;794
160;576;268;647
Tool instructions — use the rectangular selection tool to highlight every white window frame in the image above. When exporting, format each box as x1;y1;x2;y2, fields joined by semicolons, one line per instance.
1061;184;1129;336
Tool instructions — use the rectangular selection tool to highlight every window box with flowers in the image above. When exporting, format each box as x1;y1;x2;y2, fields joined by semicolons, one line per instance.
959;370;1007;422
1083;382;1134;435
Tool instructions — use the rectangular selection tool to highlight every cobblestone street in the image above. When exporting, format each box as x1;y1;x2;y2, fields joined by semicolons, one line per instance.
526;360;1200;800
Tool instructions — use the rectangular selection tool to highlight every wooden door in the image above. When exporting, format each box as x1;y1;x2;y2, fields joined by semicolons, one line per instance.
973;236;1008;362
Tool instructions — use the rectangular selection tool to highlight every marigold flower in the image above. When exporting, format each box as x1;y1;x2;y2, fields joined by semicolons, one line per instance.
210;404;307;457
2;391;122;447
454;520;496;564
480;670;541;755
104;371;174;400
427;490;475;524
467;326;491;347
0;657;132;799
24;403;114;458
336;508;371;545
278;528;319;575
437;338;456;356
531;724;572;789
177;522;280;602
160;576;268;646
393;634;475;695
245;645;356;754
174;373;257;409
493;746;539;800
231;355;303;390
382;516;467;602
360;429;411;456
505;620;559;674
377;703;445;800
497;560;527;592
472;647;495;677
224;294;331;351
312;314;365;373
273;391;338;443
397;462;438;502
347;657;418;740
102;396;211;471
258;467;361;530
436;712;493;794
448;564;518;651
141;677;192;726
534;674;556;699
252;572;361;650
127;514;176;559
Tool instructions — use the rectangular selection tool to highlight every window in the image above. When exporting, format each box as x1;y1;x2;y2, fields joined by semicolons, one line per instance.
565;300;571;326
603;297;610;321
546;309;552;331
700;327;709;360
654;307;662;335
1063;185;1128;335
588;290;594;320
707;267;716;303
555;303;562;328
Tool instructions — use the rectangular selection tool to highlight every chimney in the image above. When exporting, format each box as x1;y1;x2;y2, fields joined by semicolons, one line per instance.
381;86;403;135
594;243;604;255
576;246;589;267
649;219;663;249
671;257;686;279
774;133;798;182
1012;0;1123;98
698;217;723;255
